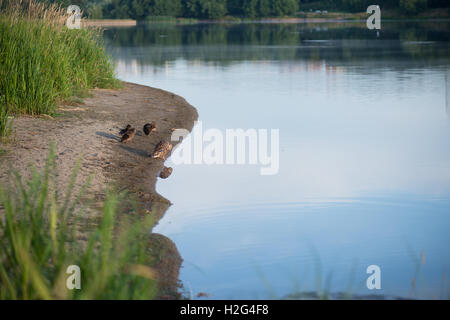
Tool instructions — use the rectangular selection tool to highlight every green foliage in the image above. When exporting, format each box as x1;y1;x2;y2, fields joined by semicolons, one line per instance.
41;0;450;20
104;0;303;19
104;0;183;19
0;106;13;138
86;3;104;19
0;1;119;118
399;0;428;15
271;0;298;16
226;0;243;16
241;0;298;17
182;0;228;19
100;0;449;19
258;0;272;17
0;146;158;299
338;0;371;13
297;0;339;11
242;0;258;18
102;0;132;19
150;0;183;17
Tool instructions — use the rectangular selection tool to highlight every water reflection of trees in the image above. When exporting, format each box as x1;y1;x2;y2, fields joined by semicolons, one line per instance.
446;71;450;118
103;22;450;68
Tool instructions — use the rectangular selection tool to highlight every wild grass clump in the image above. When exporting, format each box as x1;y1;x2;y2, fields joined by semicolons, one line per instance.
0;106;13;138
0;0;119;126
0;146;158;299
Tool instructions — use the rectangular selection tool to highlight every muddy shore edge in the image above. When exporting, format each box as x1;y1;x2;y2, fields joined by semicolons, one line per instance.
0;81;198;298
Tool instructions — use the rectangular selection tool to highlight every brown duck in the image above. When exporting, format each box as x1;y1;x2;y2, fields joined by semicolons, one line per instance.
151;140;172;160
120;128;136;143
119;124;131;135
159;166;173;179
143;122;157;135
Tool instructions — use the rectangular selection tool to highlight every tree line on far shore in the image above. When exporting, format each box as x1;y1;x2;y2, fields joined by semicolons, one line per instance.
37;0;450;20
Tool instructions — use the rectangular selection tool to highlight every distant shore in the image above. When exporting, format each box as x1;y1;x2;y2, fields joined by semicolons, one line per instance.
83;13;450;28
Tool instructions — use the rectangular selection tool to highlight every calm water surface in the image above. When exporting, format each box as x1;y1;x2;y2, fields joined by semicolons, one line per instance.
104;22;450;299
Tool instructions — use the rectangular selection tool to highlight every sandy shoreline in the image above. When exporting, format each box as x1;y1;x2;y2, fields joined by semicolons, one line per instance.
82;19;137;27
0;82;198;298
82;14;450;28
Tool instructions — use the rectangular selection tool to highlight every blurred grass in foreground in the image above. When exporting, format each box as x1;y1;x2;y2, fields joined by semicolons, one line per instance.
0;146;158;299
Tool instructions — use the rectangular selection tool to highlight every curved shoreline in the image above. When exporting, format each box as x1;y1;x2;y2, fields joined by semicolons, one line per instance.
0;81;198;298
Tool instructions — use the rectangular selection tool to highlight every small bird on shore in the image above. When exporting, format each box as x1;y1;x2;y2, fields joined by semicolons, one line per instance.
120;128;136;143
159;166;173;179
151;140;173;160
143;122;157;135
119;124;131;135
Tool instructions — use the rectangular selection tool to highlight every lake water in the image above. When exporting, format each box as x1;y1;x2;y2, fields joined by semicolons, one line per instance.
103;21;450;299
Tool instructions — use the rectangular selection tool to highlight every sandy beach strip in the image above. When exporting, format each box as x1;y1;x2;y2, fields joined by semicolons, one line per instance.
82;19;137;27
0;82;198;298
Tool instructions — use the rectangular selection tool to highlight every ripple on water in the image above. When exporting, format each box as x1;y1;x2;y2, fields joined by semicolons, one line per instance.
154;197;450;299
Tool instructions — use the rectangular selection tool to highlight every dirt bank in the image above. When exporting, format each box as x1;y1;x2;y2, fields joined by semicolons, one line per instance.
0;82;198;298
82;19;137;27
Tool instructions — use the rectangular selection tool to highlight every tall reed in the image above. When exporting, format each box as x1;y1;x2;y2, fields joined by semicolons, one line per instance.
0;106;12;138
0;0;119;134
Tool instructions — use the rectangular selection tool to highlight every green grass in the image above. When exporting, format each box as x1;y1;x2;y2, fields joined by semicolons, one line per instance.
0;106;13;138
0;0;120;136
0;146;158;299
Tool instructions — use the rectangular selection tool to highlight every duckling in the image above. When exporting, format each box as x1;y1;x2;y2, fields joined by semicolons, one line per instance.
151;140;172;160
119;124;131;135
120;128;136;143
159;166;173;179
143;122;157;135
